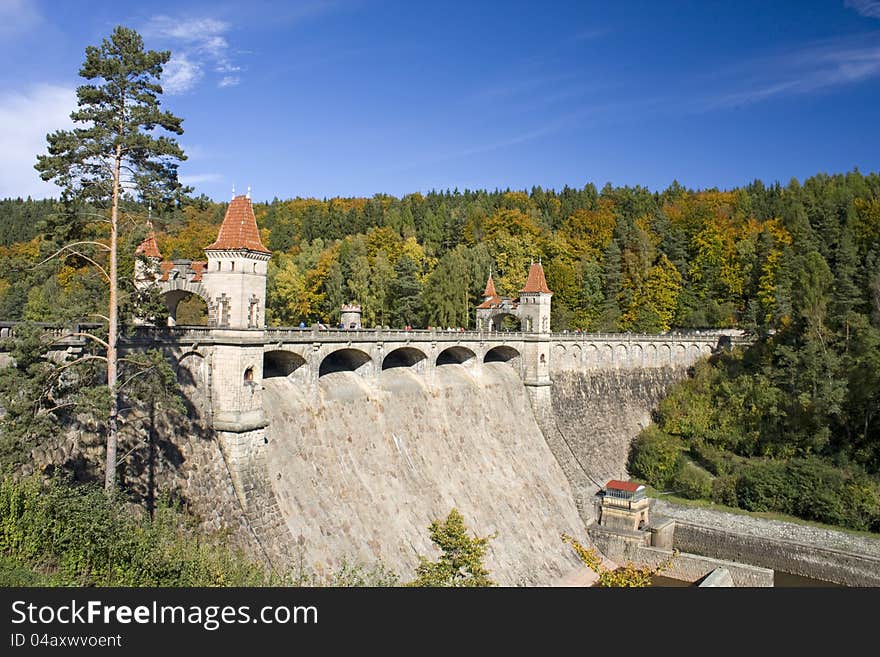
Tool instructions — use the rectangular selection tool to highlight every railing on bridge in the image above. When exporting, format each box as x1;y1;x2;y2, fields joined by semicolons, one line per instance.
0;321;753;347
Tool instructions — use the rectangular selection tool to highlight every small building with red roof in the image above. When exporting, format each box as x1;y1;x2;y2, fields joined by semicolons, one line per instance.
475;261;552;333
134;193;271;329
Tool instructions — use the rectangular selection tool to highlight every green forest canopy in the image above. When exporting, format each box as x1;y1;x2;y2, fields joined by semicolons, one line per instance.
2;171;879;532
2;171;877;334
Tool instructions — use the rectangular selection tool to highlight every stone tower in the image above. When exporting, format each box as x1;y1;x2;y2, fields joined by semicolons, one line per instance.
134;223;163;286
200;194;271;433
340;304;362;329
517;261;552;334
201;194;272;329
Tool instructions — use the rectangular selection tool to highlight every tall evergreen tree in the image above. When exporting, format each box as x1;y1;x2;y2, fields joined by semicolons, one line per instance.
34;26;187;491
390;255;423;327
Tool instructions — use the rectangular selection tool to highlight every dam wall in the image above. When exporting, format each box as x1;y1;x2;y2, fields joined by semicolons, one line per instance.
259;363;587;585
527;368;690;524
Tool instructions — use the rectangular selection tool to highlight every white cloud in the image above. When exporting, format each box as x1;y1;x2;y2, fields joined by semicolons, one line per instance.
701;37;880;109
163;53;204;94
846;0;880;19
144;15;242;93
0;85;75;199
0;0;41;37
179;173;223;185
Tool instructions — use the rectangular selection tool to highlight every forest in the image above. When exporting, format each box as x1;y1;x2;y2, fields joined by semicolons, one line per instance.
0;169;878;532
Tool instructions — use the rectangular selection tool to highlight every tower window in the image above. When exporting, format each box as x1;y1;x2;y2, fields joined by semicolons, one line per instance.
231;261;235;271
244;366;254;382
253;263;257;273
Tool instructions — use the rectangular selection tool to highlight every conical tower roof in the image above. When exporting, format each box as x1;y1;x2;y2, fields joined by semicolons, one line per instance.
135;223;162;259
205;194;271;254
483;273;498;298
520;261;552;294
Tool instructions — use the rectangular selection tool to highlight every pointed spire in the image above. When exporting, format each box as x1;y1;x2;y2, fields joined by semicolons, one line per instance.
483;272;498;298
205;194;271;254
520;261;552;294
135;222;162;259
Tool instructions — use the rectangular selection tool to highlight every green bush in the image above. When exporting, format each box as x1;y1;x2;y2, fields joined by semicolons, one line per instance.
670;459;713;500
628;426;686;489
0;475;277;586
734;461;794;514
710;474;739;506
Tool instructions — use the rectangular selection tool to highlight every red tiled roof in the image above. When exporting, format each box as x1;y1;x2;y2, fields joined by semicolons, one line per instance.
476;295;502;309
158;261;175;282
158;260;207;283
520;261;552;294
204;195;270;254
483;274;498;298
190;261;206;282
605;480;642;493
135;227;162;259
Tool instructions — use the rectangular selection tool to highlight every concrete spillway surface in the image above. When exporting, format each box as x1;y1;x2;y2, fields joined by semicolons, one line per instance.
262;362;586;585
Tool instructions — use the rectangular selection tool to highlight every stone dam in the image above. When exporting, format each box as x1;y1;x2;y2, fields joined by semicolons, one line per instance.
256;362;696;584
8;321;731;584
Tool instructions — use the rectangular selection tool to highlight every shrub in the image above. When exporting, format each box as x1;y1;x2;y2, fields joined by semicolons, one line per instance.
628;426;686;489
670;459;713;499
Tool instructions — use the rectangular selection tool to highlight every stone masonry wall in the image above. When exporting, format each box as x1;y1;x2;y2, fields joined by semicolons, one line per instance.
541;369;690;515
654;501;880;586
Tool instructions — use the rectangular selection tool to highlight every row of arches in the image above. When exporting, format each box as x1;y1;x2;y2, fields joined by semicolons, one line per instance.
263;345;521;379
551;341;712;369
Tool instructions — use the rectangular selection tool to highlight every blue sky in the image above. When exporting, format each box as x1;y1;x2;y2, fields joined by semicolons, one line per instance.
2;0;880;201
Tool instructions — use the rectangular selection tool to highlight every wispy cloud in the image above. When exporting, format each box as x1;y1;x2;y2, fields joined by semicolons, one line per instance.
846;0;880;19
179;173;223;185
143;16;241;93
162;53;204;94
0;0;41;37
0;85;75;198
700;34;880;109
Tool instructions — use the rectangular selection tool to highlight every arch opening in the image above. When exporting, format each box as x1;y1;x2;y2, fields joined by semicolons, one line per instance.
382;347;427;371
484;345;521;364
436;346;476;366
162;290;209;326
264;350;307;378
319;348;372;377
486;312;523;332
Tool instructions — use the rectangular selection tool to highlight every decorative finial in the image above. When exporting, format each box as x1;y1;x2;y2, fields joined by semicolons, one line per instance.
246;185;251;199
232;184;236;199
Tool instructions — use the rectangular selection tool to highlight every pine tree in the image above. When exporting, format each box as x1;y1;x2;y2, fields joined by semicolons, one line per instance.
34;26;187;491
390;255;423;327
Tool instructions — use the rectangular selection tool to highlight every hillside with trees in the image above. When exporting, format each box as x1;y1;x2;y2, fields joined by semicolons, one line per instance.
1;169;879;532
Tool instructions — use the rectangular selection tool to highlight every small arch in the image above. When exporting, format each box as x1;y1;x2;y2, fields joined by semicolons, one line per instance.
484;345;521;363
382;347;428;370
319;348;372;377
630;343;644;368
243;366;254;382
264;350;307;378
436;346;476;366
162;289;209;326
176;352;207;421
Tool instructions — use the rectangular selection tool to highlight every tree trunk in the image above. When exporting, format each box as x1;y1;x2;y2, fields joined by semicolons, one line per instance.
104;142;121;492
